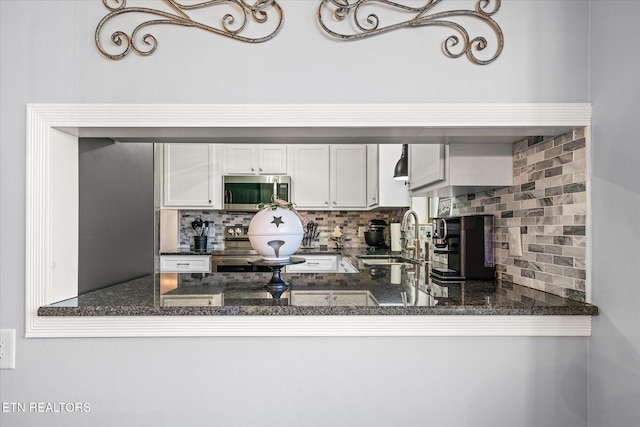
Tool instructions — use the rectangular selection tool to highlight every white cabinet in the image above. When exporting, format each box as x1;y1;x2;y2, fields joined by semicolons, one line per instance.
331;145;368;208
409;144;513;197
289;145;367;210
368;144;411;208
367;144;379;207
289;145;330;208
285;255;358;273
225;144;287;175
286;255;338;272
408;144;446;192
163;144;222;208
159;255;211;273
160;294;223;307
290;290;376;307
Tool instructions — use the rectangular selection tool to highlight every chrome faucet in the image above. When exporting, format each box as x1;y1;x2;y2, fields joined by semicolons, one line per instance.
400;209;420;261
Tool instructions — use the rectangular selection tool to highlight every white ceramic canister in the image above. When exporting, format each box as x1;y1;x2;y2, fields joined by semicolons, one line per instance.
248;206;304;261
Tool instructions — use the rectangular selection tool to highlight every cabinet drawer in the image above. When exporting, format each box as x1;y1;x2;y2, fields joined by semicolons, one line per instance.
287;256;338;272
160;255;211;272
161;294;222;307
290;290;375;307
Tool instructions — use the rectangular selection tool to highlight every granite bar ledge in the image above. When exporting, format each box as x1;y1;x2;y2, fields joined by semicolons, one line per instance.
39;256;599;317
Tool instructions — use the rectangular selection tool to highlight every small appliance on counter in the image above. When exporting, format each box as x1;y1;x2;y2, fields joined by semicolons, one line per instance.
364;219;388;251
430;215;495;281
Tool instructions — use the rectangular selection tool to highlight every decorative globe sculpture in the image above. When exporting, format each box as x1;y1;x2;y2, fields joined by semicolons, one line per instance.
248;206;304;261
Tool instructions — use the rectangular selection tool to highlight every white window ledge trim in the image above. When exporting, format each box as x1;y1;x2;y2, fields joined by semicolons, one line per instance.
25;103;593;338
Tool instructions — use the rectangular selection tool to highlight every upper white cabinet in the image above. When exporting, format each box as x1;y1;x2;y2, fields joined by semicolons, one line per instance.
225;144;287;175
366;144;379;207
408;144;446;192
289;145;368;210
368;144;411;208
163;144;222;208
331;145;368;208
409;143;513;197
288;145;331;208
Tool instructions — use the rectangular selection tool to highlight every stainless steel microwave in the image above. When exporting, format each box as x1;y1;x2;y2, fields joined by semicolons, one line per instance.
223;175;291;211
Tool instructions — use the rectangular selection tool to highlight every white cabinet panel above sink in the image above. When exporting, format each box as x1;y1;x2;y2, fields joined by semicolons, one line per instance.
408;143;513;198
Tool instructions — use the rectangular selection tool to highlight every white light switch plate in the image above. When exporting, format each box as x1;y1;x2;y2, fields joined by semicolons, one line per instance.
0;329;16;369
508;227;523;257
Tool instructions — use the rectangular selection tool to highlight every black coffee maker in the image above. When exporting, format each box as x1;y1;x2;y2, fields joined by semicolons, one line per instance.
430;215;495;281
364;219;388;251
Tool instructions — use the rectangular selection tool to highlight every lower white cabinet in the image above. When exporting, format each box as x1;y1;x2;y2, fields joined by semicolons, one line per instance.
159;255;211;273
286;255;339;272
160;294;223;307
285;255;358;273
291;290;377;307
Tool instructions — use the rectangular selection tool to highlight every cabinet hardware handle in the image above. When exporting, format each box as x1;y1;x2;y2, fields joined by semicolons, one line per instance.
259;168;263;172
176;263;189;266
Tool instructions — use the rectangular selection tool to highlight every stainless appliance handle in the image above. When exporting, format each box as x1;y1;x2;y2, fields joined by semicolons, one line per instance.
441;218;448;240
224;189;233;204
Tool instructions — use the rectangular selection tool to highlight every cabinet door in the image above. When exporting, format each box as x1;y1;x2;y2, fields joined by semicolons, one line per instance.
257;145;287;174
408;144;445;191
290;291;332;306
289;145;331;209
164;144;214;207
331;145;367;208
332;292;369;306
161;294;222;307
225;145;255;174
366;144;379;207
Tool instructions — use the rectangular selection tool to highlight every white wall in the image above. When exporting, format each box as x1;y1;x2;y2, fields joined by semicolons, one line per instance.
1;1;635;426
587;2;640;426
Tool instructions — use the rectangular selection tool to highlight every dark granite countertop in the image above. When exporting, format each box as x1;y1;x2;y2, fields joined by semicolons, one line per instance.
40;251;599;317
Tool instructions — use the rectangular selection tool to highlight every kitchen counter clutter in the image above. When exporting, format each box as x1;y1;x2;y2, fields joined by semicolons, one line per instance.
39;251;599;317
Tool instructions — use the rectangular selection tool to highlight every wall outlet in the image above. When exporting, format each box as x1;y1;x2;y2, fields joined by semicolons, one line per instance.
0;329;16;369
508;227;523;257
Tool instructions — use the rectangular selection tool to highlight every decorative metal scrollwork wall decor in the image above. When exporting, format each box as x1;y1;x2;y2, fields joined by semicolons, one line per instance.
95;0;284;60
317;0;504;65
95;0;504;64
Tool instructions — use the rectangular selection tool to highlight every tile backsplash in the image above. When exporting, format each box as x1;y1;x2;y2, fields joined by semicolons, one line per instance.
444;129;588;301
178;209;407;251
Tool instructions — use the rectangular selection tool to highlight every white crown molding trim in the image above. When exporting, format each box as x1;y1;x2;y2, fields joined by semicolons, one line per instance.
28;103;592;128
25;103;593;338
